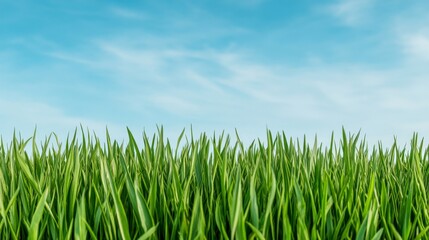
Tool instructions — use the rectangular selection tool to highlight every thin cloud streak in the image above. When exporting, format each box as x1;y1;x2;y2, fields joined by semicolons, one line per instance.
327;0;374;26
47;39;326;126
109;6;147;20
402;34;429;62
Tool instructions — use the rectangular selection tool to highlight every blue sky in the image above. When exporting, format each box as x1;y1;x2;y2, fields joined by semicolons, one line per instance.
1;0;429;146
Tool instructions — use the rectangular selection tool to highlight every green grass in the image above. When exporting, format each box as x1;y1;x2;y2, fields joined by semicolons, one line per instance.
0;127;428;239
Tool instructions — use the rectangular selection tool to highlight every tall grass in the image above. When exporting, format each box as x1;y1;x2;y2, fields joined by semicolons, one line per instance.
0;128;428;239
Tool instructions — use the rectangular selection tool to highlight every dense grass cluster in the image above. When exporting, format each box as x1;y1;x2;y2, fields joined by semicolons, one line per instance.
0;128;429;239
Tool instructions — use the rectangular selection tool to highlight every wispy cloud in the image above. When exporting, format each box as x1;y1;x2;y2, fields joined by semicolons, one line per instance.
327;0;374;26
109;6;147;20
46;37;328;128
391;11;429;64
402;34;429;62
222;0;267;8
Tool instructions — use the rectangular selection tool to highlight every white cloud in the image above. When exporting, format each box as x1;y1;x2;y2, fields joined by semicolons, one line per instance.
402;34;429;61
70;40;325;125
109;6;147;20
222;0;267;8
384;5;429;62
327;0;374;26
48;51;99;67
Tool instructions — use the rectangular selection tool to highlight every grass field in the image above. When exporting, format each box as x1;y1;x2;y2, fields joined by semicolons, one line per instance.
0;128;428;239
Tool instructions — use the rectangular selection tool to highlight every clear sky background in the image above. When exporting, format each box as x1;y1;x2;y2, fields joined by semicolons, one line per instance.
1;0;429;146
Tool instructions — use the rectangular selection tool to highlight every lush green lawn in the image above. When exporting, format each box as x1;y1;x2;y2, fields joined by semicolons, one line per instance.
0;128;428;239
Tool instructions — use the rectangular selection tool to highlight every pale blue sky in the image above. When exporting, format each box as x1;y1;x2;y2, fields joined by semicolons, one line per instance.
1;0;429;145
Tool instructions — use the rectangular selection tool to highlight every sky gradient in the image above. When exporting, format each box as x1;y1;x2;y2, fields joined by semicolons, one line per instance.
1;0;429;146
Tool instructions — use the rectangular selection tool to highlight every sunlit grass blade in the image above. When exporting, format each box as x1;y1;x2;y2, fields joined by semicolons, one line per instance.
102;155;131;240
28;189;48;240
189;191;206;240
